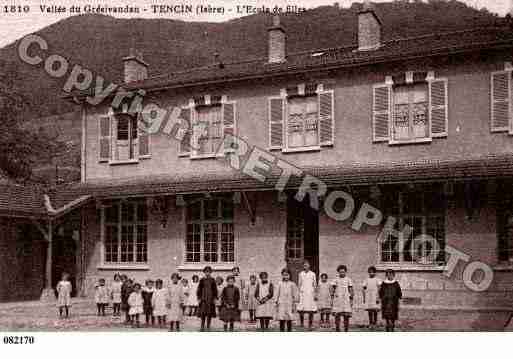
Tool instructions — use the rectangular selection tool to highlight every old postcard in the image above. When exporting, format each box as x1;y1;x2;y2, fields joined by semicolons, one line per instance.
1;0;513;355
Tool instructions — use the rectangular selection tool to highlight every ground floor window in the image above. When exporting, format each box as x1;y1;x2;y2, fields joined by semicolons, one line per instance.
185;197;234;263
380;185;446;265
103;200;148;264
498;199;513;262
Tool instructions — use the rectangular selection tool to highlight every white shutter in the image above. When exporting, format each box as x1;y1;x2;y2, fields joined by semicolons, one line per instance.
491;70;511;133
268;97;285;149
178;107;192;156
318;90;334;146
222;101;236;152
138;113;150;158
429;78;448;138
99;115;111;162
372;84;391;142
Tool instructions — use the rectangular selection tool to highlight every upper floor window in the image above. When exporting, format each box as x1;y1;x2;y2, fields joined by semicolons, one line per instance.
185;197;235;264
380;185;446;266
268;83;334;152
490;63;513;133
178;95;236;158
372;72;448;144
98;110;150;163
103;200;148;265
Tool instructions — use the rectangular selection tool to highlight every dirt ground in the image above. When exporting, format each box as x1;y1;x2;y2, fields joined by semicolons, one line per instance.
0;299;511;331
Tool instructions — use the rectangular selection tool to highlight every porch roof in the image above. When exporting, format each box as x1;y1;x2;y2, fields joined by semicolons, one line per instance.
0;184;47;218
51;153;513;202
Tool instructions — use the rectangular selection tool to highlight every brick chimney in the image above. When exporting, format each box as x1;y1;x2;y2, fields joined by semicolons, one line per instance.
123;48;149;83
358;1;382;51
268;15;286;63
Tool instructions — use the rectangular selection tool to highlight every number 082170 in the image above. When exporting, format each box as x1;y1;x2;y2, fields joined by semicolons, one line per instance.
3;336;35;344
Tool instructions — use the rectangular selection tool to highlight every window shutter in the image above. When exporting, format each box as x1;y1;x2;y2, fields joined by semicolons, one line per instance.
429;78;448;138
269;97;284;149
138;113;150;158
491;70;511;133
99;115;111;162
178;107;192;156
222;101;236;152
372;84;391;142
318;90;334;146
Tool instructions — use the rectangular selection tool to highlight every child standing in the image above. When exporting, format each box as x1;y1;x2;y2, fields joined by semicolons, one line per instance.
94;278;109;316
142;280;155;326
110;274;122;316
297;260;317;329
215;276;224;317
152;279;168;328
56;272;72;318
362;266;382;329
379;269;402;332
197;266;218;331
331;265;354;332
121;276;134;324
275;268;299;332
128;283;144;328
231;266;245;311
187;275;200;316
244;275;258;323
219;275;241;331
255;271;274;331
167;273;185;331
316;273;332;328
181;278;189;315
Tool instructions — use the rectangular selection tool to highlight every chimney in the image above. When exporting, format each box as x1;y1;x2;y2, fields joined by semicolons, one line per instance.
123;48;149;83
358;1;382;51
268;15;286;63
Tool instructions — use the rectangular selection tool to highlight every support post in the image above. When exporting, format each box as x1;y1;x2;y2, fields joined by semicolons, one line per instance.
40;220;55;302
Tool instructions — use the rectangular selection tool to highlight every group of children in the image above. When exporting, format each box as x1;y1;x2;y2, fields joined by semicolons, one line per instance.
56;262;403;332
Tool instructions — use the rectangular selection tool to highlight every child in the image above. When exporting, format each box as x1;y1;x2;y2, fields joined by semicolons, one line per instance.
181;278;189;315
275;268;299;332
232;266;245;310
168;273;185;331
94;278;109;316
121;276;133;324
152;279;168;328
110;274;122;316
197;266;218;331
362;266;382;329
142;279;155;326
219;275;241;331
56;272;72;318
128;283;144;328
331;265;354;332
244;275;258;323
255;271;274;331
379;269;402;332
297;260;317;329
215;276;224;317
186;275;200;316
316;273;332;328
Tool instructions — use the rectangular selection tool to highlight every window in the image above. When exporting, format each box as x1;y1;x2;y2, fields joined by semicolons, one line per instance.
185;198;234;263
104;200;148;264
392;83;428;141
194;105;222;156
380;187;446;265
498;198;513;262
114;114;138;161
286;206;304;260
287;96;319;148
490;66;512;133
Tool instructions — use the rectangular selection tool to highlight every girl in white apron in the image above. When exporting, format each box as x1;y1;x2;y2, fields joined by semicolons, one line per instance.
362;266;382;329
331;265;354;332
297;260;317;329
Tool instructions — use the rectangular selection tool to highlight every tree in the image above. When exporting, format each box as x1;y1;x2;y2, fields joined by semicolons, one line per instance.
0;59;63;182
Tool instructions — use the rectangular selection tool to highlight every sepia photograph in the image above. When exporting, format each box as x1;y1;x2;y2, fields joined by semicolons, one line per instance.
1;0;513;356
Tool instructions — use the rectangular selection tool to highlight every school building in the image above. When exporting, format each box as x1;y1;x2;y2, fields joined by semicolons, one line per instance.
2;4;513;326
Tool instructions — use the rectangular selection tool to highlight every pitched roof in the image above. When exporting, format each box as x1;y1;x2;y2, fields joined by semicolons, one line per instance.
51;153;513;202
0;185;47;218
121;26;513;92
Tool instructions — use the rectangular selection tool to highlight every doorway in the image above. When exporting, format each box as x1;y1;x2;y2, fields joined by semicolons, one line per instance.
286;196;319;283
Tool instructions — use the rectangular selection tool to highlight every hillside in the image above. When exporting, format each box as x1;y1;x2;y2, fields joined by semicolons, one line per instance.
0;0;504;119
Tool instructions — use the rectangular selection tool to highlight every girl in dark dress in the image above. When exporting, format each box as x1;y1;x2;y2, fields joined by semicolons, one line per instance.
121;276;133;324
197;266;218;331
220;275;241;331
379;269;402;332
141;279;155;326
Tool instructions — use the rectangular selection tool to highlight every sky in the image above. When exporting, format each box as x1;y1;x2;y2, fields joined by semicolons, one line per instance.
0;0;512;48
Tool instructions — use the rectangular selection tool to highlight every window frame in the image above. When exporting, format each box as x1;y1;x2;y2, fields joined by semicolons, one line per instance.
498;199;513;263
379;188;447;267
191;104;224;159
184;197;235;265
284;94;321;152
100;200;148;268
